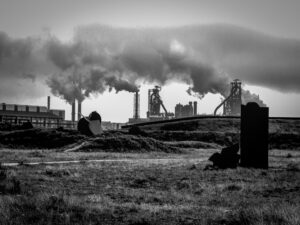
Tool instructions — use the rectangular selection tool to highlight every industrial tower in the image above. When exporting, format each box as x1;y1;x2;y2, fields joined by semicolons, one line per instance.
133;90;140;120
214;79;242;116
147;86;173;119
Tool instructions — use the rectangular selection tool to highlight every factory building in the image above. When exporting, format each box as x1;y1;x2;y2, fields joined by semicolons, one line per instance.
102;121;125;130
0;97;73;128
175;101;197;118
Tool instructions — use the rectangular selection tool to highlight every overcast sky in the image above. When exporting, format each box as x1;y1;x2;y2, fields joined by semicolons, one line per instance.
0;0;300;121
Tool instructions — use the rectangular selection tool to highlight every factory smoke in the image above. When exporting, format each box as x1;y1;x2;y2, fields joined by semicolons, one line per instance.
1;24;300;105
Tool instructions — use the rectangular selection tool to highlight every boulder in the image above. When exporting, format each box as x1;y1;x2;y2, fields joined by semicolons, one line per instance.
208;143;240;169
78;111;103;136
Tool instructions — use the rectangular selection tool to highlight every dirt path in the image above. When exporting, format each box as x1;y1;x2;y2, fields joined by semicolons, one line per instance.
2;157;207;167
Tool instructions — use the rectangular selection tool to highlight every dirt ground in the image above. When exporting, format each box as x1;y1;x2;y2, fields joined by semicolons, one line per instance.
0;148;299;225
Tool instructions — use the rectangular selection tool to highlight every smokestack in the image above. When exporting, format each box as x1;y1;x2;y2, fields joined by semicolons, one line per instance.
71;100;76;122
47;96;50;110
78;101;82;120
133;91;140;119
193;101;197;115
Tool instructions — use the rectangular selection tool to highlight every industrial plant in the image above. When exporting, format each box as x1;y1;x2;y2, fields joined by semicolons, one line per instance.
129;86;175;123
128;79;255;125
214;79;242;116
147;86;174;120
0;79;265;128
0;97;68;128
175;101;197;118
0;97;123;130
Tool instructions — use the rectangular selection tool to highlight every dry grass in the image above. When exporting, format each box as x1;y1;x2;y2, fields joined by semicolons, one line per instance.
0;149;299;224
77;133;181;153
0;128;85;149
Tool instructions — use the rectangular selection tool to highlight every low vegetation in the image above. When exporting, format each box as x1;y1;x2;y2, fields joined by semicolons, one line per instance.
0;118;299;224
0;118;299;150
77;133;181;153
159;118;300;133
0;163;21;195
0;128;85;149
0;149;299;225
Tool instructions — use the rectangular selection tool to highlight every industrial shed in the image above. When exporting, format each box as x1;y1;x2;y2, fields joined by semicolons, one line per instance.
0;103;68;128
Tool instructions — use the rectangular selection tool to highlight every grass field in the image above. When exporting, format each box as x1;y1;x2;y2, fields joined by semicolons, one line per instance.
0;119;299;224
0;148;299;225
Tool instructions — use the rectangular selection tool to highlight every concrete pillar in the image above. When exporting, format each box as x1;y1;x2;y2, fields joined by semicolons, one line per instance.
240;102;269;169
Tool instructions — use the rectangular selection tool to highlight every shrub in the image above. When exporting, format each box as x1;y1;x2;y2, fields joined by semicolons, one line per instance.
0;165;21;195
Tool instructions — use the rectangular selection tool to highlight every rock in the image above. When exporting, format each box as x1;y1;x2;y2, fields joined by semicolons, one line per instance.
78;117;93;136
77;111;103;136
88;111;102;121
208;143;240;169
221;143;239;155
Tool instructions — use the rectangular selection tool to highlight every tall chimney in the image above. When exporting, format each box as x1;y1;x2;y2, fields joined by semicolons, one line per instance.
71;100;76;122
78;101;82;120
193;101;197;116
133;91;140;119
47;96;50;110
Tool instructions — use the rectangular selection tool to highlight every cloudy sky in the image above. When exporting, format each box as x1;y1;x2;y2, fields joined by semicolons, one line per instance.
0;0;300;122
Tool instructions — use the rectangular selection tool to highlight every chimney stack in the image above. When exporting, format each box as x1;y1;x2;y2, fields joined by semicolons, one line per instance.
71;100;76;122
133;91;140;119
47;96;51;110
78;101;82;120
193;101;197;116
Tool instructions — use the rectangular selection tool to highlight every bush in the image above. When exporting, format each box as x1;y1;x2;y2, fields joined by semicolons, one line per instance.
128;126;147;136
0;164;21;195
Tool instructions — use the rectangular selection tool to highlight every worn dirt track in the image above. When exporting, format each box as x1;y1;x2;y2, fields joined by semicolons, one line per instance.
2;157;206;167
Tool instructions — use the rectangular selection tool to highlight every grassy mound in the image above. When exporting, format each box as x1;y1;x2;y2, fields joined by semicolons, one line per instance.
147;130;300;150
0;128;85;149
158;118;300;133
77;133;181;153
147;130;239;147
160;118;240;132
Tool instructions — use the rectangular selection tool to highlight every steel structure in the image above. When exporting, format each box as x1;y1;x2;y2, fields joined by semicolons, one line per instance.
214;79;242;116
147;86;173;119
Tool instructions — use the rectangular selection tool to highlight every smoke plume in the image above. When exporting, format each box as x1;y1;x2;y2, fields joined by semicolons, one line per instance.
1;24;300;105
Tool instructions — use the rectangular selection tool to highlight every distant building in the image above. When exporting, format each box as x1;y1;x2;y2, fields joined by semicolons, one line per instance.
128;117;149;124
0;103;68;128
102;121;125;130
175;101;197;118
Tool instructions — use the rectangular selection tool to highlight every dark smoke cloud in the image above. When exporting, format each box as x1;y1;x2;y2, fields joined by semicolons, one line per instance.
0;31;55;99
46;67;139;103
1;24;300;105
45;25;230;102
